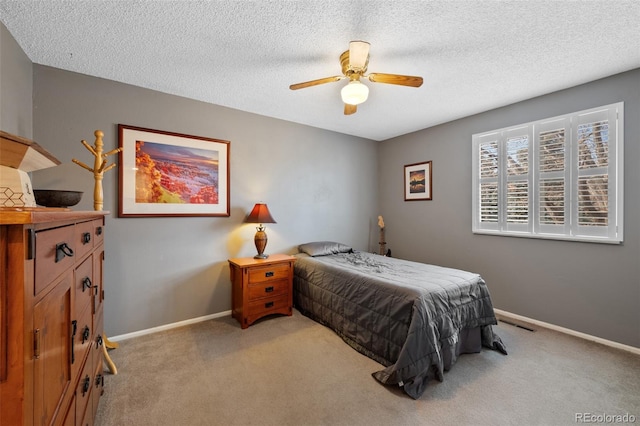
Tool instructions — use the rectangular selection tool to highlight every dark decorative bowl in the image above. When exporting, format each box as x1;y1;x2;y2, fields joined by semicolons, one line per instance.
34;189;83;208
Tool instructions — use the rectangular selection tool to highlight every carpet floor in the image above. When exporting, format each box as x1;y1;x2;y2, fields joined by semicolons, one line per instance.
95;310;640;426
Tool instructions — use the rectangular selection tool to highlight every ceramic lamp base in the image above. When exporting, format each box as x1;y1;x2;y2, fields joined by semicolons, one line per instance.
254;228;269;259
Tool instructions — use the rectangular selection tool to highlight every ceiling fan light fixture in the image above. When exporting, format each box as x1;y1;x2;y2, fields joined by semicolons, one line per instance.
289;40;422;115
349;40;370;70
341;80;369;105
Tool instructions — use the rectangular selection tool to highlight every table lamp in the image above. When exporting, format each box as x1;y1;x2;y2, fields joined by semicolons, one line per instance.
246;203;276;259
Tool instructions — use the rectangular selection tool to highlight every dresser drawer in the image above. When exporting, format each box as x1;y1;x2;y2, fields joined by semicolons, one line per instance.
91;348;105;426
75;355;93;426
79;392;92;426
248;278;289;301
61;394;76;426
92;313;104;375
74;255;94;318
247;293;289;317
93;248;104;315
93;219;105;247
74;220;95;261
72;301;93;380
248;263;290;284
35;224;76;296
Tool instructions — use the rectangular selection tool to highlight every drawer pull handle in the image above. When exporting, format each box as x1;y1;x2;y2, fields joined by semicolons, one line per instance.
82;277;92;292
82;375;91;396
96;334;103;348
55;242;74;262
81;325;91;344
265;301;274;308
96;373;104;388
96;226;103;236
34;329;41;359
71;320;78;363
28;229;35;260
82;232;91;244
265;286;274;293
265;271;274;278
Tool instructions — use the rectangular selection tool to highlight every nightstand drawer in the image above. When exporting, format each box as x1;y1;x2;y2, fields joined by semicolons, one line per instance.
247;294;289;317
248;279;288;300
248;263;290;284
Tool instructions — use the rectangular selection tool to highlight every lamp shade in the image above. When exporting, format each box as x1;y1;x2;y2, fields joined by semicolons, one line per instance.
341;80;369;105
246;203;276;224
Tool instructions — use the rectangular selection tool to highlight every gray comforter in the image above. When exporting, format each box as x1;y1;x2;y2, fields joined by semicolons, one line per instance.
293;251;507;399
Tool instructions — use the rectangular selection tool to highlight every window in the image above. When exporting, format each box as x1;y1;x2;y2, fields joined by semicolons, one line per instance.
472;103;623;244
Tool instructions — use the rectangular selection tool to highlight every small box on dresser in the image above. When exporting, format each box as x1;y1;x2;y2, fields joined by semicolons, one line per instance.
228;254;296;329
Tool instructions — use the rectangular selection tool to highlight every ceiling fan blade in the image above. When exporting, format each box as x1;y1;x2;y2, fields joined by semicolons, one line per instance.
344;103;357;115
367;73;423;87
349;40;370;70
289;76;344;90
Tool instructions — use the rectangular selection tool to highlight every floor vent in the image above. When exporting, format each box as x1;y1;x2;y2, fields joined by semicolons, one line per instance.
499;319;536;332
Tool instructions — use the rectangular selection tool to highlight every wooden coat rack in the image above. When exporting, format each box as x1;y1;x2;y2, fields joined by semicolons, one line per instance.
71;130;122;211
72;130;122;374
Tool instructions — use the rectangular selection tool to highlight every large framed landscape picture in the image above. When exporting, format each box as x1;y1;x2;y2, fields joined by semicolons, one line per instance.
118;125;230;217
404;161;432;201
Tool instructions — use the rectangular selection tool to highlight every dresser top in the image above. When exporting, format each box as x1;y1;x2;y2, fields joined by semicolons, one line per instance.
0;208;108;225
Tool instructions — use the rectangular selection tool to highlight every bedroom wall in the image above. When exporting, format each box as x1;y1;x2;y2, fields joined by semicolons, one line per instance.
379;69;640;348
0;22;32;137
5;21;637;348
29;65;379;337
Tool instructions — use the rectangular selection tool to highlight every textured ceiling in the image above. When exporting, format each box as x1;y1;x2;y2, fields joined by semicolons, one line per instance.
1;1;639;141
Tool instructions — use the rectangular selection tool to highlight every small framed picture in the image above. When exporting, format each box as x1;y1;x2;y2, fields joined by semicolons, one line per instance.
404;161;432;201
118;124;230;217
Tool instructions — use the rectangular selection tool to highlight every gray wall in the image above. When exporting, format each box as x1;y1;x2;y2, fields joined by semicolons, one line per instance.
3;22;638;348
379;69;640;348
29;65;379;336
0;22;32;137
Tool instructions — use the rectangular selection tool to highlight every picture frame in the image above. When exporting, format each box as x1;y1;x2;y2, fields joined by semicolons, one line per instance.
118;124;230;217
404;161;432;201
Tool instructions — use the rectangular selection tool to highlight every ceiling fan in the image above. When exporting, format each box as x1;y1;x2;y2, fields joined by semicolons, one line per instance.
289;40;423;115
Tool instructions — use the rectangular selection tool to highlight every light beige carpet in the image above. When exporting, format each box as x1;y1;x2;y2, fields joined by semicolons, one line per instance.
95;310;640;426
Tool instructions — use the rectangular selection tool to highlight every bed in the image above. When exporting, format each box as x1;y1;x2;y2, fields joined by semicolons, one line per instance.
292;241;507;399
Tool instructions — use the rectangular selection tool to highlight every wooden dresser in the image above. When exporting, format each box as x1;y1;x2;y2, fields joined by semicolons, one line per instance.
228;254;296;329
0;210;107;426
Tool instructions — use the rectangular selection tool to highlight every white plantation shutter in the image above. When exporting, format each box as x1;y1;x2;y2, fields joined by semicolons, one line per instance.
535;118;569;235
539;179;564;222
504;127;532;232
475;134;500;230
472;102;623;243
571;106;620;239
480;182;498;223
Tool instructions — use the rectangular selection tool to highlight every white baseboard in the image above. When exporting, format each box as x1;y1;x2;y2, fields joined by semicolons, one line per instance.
108;310;232;342
494;308;640;356
108;308;640;357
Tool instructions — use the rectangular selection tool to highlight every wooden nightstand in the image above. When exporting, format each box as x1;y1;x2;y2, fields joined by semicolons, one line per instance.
228;254;296;329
